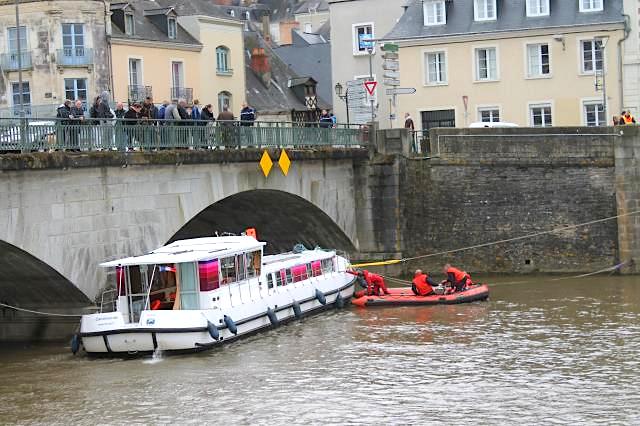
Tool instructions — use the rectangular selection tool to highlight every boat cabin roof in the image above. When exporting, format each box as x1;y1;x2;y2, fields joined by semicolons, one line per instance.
100;236;266;267
262;250;335;273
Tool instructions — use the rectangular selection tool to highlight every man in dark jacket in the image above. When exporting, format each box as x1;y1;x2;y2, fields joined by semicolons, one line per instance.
217;107;236;147
56;100;73;149
319;109;333;128
124;103;141;150
240;103;256;126
114;102;126;119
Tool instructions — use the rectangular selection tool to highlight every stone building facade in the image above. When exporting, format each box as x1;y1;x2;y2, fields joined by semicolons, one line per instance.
0;0;111;114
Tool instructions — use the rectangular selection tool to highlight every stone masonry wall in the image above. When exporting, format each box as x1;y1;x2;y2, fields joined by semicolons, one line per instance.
400;128;620;275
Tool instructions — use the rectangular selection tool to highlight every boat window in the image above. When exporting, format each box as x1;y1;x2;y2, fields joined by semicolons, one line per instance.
291;264;307;283
221;256;237;285
285;268;293;285
236;253;247;281
267;273;274;289
178;262;200;310
128;265;144;294
198;259;220;292
321;258;334;274
246;251;261;278
148;265;178;310
276;270;284;287
311;261;322;277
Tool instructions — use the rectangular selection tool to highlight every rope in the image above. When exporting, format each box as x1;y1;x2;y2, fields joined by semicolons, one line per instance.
0;302;87;317
351;210;640;267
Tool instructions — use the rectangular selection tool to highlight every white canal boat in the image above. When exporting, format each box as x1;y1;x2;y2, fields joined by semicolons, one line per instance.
78;236;356;356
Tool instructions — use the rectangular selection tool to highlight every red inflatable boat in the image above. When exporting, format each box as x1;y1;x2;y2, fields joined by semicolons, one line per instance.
351;284;490;307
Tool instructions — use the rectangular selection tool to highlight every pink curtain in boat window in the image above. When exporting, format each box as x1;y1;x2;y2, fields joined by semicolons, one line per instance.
116;267;126;296
311;261;322;277
199;260;220;291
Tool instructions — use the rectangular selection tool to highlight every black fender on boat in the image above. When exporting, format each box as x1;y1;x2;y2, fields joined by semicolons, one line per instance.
207;321;220;341
315;289;327;305
267;308;279;326
70;334;80;355
292;301;303;319
335;293;344;309
224;315;238;335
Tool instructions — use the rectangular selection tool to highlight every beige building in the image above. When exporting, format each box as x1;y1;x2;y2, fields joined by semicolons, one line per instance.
622;0;639;116
384;0;626;129
0;0;110;115
110;0;246;113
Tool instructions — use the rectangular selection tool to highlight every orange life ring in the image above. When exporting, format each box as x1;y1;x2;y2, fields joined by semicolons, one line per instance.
150;299;161;310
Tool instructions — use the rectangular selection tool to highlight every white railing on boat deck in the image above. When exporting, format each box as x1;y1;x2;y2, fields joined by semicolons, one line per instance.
100;288;118;313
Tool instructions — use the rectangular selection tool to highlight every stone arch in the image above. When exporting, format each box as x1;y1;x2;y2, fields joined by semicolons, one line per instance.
168;189;356;254
0;240;90;342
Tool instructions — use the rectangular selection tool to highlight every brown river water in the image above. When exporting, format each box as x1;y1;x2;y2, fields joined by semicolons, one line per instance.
1;275;640;425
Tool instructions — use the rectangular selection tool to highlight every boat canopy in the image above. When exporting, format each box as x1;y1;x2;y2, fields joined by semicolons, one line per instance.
100;236;266;268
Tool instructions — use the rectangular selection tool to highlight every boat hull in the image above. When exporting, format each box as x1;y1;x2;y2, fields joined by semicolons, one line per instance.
351;284;490;307
80;280;355;356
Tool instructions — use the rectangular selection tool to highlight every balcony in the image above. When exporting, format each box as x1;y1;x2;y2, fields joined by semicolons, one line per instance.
0;51;32;71
128;85;153;103
170;87;193;104
216;67;233;76
56;47;93;67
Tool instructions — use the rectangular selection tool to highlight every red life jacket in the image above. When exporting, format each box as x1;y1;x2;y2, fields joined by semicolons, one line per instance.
447;267;471;284
412;274;433;296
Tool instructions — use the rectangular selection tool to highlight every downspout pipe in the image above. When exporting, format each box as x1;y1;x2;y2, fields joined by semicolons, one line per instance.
617;14;631;114
103;0;114;100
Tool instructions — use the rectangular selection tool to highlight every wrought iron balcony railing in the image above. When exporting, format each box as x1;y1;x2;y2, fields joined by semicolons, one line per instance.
128;85;153;103
0;51;32;71
57;47;93;67
170;87;193;104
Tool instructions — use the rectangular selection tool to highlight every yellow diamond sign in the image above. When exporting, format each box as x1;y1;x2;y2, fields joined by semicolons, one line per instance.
278;149;291;176
259;150;273;177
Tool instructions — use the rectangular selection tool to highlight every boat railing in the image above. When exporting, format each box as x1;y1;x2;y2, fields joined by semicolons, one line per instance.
99;288;118;313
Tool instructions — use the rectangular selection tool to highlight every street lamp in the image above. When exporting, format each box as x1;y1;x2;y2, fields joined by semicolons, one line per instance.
595;35;609;126
334;82;350;125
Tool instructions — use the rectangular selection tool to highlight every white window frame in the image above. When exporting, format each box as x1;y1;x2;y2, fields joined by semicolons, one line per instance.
526;0;549;17
7;26;28;53
526;42;551;78
11;80;31;114
477;106;501;123
474;46;499;82
581;98;606;126
423;0;446;26
128;57;143;86
167;17;177;39
170;59;185;90
579;38;603;75
352;22;375;56
474;0;497;21
528;101;553;127
424;49;448;85
124;13;135;36
579;0;603;13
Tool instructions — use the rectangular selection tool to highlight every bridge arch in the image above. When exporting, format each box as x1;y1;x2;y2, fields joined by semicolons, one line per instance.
0;240;90;341
169;190;356;254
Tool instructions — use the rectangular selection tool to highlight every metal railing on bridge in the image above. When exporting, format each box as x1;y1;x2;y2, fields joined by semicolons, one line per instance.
0;118;367;153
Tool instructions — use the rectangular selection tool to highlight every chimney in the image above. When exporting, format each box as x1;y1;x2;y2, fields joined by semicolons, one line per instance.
262;14;271;43
251;48;271;88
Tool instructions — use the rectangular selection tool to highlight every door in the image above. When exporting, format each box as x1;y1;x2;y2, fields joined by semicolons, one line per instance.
62;23;84;57
178;262;200;310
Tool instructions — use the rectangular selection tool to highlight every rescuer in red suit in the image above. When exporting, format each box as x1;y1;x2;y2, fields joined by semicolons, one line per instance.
411;269;439;296
348;269;391;296
442;264;473;292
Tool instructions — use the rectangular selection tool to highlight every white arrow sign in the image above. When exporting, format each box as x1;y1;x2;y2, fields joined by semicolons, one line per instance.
385;87;417;95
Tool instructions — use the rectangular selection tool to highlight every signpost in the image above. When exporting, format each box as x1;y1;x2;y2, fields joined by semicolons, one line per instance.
385;88;417;96
359;34;376;125
347;80;371;125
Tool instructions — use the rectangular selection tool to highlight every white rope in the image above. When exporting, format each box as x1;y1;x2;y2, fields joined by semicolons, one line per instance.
0;302;87;317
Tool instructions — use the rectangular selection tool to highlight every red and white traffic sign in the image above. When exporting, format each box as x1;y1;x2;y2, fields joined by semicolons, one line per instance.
364;81;378;96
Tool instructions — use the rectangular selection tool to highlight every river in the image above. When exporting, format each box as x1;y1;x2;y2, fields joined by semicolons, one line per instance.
1;275;639;425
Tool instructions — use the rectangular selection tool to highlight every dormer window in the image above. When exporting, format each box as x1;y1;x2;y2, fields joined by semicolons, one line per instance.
474;0;497;21
424;0;446;26
167;17;177;39
124;13;135;35
526;0;549;17
579;0;603;12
